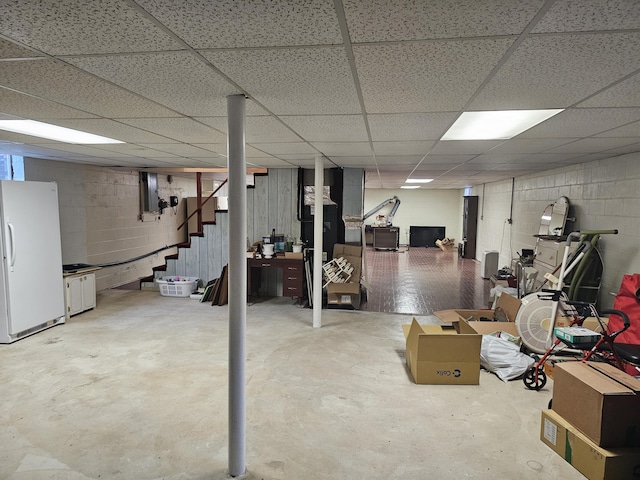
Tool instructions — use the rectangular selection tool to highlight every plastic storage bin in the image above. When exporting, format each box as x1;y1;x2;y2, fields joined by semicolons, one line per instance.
156;276;199;297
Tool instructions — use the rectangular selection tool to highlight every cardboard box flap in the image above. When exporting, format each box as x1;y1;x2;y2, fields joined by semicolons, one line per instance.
557;362;637;396
495;293;521;321
588;362;640;393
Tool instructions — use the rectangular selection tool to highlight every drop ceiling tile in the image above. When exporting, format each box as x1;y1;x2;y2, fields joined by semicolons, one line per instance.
331;157;376;167
275;154;318;161
373;155;424;166
202;47;361;115
490;163;559;171
0;130;63;144
544;137;639;154
191;144;226;155
310;142;372;156
578;73;640;108
0;0;183;55
196;116;302;143
508;153;579;163
469;33;640;110
0;86;99;119
250;143;317;155
368;113;457;141
420;154;475;164
52;119;172;143
518;108;640;138
603;142;640;156
372;141;434;156
0;59;176;117
66;52;241;117
0;38;43;58
137;143;224;158
596;120;640;138
488;138;576;154
248;158;300;168
136;0;342;48
279;115;368;142
344;0;545;42
430;140;503;155
354;39;514;113
116;118;227;143
533;0;640;33
35;143;139;158
468;154;525;165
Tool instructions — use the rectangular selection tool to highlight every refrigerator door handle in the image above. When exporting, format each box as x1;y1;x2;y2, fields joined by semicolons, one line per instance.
7;221;16;269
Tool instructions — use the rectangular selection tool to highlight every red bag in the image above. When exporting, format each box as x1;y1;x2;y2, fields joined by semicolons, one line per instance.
610;274;640;345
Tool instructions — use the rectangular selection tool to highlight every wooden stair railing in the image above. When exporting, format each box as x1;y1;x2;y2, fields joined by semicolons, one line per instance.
177;177;228;234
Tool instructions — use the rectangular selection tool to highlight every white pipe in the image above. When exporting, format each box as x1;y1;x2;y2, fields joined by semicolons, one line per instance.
313;155;324;328
227;94;246;477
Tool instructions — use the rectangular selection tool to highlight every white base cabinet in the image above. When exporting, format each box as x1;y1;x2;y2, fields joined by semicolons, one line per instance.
65;273;96;318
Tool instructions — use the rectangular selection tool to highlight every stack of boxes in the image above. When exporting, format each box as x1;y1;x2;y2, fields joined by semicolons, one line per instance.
326;244;363;309
540;362;640;479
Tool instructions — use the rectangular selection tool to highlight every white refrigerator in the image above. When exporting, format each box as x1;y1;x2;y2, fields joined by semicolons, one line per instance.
0;180;65;343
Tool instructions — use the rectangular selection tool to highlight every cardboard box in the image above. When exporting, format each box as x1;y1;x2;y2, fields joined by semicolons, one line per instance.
326;244;363;309
433;293;522;338
284;251;303;259
554;326;601;344
541;409;640;480
402;318;482;385
327;282;361;309
332;244;362;258
552;362;640;447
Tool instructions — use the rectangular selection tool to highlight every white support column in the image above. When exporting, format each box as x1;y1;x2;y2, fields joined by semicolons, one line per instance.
313;155;324;328
227;94;246;477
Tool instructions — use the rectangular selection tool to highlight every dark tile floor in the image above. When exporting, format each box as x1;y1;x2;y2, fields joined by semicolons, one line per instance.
360;246;491;315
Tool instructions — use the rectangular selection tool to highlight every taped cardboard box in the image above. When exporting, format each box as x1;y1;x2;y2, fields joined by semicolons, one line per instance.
552;362;640;448
541;409;640;480
402;318;482;385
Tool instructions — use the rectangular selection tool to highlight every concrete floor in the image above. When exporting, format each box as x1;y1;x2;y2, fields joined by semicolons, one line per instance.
0;289;583;480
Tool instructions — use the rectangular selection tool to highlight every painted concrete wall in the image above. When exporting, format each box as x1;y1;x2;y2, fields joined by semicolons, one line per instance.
25;158;195;291
472;151;640;309
364;188;463;246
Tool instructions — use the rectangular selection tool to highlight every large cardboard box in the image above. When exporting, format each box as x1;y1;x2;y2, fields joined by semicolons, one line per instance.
552;362;640;448
433;293;522;338
541;409;640;480
326;244;363;309
402;318;482;385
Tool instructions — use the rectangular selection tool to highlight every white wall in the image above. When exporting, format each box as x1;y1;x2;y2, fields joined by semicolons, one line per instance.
364;188;463;246
473;152;640;309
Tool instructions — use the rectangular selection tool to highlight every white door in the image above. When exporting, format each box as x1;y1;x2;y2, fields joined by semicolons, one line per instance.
1;181;65;334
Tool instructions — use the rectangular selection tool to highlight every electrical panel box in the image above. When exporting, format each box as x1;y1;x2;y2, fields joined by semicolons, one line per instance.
140;172;158;212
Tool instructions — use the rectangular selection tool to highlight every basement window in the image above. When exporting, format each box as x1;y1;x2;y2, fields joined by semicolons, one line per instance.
0;154;24;180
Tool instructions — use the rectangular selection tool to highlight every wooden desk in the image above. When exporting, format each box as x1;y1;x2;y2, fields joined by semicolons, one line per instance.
247;257;305;303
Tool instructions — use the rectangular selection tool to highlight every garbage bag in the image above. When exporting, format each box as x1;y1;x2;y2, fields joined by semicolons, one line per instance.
480;334;534;382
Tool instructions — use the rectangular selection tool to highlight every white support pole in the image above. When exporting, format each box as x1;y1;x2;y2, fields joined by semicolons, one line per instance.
313;155;324;328
227;94;246;477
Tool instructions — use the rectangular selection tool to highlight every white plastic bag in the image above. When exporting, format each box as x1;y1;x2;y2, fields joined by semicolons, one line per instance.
480;334;534;382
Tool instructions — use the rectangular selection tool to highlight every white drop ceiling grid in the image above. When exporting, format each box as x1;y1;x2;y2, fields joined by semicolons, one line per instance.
0;0;638;188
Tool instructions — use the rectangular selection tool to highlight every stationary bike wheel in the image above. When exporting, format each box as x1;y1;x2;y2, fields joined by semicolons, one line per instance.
523;366;547;391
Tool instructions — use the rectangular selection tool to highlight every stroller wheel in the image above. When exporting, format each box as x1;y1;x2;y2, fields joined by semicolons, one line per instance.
523;366;547;391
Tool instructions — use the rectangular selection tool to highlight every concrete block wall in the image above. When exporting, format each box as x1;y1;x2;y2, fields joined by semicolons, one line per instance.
25;158;196;291
473;151;640;309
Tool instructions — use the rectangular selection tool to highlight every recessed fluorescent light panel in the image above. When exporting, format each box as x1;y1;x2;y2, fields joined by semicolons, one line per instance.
400;185;420;189
441;109;563;140
0;120;124;144
405;178;433;184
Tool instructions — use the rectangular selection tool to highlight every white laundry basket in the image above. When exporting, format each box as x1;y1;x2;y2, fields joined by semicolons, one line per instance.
156;276;199;297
